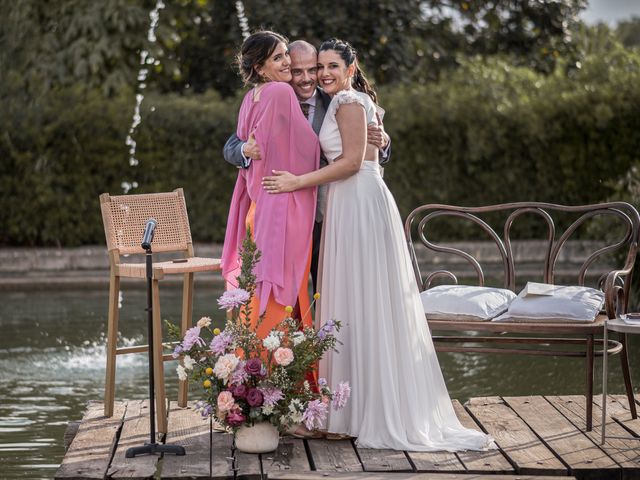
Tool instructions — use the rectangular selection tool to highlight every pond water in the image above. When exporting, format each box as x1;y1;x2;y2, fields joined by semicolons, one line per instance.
0;286;637;479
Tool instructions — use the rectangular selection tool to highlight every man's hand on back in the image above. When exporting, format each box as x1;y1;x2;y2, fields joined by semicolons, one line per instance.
366;123;389;150
242;133;262;160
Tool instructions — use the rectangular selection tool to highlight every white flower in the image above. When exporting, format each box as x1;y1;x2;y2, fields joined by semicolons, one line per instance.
213;353;240;384
288;398;304;423
262;405;274;415
183;355;196;371
289;411;304;423
263;334;281;351
197;316;212;328
176;365;188;381
303;380;310;391
291;331;305;346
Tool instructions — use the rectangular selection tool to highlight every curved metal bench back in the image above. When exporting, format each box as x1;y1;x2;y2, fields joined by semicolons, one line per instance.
404;202;640;302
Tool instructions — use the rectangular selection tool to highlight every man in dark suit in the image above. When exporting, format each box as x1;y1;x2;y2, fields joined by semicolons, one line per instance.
223;40;390;293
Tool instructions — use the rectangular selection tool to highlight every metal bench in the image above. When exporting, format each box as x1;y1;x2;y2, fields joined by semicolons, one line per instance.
405;201;639;431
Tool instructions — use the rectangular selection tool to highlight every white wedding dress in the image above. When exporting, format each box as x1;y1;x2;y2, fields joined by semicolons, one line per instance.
317;89;492;451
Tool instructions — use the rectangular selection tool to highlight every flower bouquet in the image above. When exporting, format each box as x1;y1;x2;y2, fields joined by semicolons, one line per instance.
168;232;349;453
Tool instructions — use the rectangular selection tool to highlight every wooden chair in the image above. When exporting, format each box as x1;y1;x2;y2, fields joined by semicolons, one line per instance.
100;188;221;433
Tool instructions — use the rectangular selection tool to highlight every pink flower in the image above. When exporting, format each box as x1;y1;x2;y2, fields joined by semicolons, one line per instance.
246;388;264;407
259;387;284;407
226;407;246;427
332;381;351;410
213;353;240;384
273;347;294;366
217;391;235;412
302;399;328;430
217;288;250;311
231;383;248;399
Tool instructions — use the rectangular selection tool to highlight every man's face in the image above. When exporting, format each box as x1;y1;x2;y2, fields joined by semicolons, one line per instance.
289;50;318;101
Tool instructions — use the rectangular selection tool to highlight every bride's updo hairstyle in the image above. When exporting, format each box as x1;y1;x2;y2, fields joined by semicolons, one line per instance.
319;38;377;104
237;30;288;85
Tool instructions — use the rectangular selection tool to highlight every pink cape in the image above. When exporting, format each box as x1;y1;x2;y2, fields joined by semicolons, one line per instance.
221;82;319;313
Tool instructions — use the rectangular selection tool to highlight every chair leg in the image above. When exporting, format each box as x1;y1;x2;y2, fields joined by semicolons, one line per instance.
178;272;194;408
586;334;594;431
152;280;168;434
618;332;638;419
104;274;120;417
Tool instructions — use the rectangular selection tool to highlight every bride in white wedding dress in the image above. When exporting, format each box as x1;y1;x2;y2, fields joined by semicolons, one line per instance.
262;38;492;452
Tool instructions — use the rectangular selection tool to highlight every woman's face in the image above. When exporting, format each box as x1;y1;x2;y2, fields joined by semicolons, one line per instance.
256;42;291;83
317;50;354;95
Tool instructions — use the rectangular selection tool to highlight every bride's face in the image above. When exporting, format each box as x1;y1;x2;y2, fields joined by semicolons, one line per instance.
256;42;292;83
317;50;354;95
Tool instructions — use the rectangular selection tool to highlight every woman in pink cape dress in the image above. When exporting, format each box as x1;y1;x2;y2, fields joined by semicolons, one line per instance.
221;31;319;337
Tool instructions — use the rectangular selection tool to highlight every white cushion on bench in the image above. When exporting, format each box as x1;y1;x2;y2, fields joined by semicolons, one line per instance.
492;284;604;323
421;285;517;322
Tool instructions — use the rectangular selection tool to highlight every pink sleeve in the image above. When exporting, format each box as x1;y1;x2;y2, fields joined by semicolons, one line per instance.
223;83;320;313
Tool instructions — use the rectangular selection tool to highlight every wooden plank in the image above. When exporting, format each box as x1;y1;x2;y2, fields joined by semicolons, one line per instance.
451;399;514;474
504;396;619;480
465;396;566;476
162;401;210;479
55;400;126;479
547;395;640;476
269;472;577;479
107;400;158;479
262;437;311;475
594;394;640;438
355;447;413;472
405;449;464;473
306;438;362;472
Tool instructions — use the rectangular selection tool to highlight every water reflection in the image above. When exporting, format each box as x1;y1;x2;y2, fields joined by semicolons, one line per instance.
0;287;225;479
0;287;637;478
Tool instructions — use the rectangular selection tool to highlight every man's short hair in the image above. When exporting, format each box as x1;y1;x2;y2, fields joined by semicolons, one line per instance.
289;40;317;57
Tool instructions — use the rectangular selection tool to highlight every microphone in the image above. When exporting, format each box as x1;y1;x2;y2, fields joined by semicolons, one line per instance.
141;218;157;250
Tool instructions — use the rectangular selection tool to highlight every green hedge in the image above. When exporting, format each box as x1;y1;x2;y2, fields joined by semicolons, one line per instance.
0;87;240;246
1;45;639;246
380;47;640;238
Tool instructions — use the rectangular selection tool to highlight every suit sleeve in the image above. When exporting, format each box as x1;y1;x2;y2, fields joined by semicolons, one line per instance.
380;138;391;165
223;134;250;168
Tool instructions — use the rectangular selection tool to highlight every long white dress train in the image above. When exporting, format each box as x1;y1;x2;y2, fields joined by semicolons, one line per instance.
317;90;492;451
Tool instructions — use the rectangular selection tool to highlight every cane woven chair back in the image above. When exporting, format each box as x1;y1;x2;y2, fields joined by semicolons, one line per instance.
100;188;192;255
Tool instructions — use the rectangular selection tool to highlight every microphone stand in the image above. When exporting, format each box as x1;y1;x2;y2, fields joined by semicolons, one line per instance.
126;220;185;458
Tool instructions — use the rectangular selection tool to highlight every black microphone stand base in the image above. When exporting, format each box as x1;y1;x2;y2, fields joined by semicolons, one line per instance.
125;442;186;458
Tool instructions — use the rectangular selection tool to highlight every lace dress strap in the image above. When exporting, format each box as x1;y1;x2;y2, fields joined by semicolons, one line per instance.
334;89;366;108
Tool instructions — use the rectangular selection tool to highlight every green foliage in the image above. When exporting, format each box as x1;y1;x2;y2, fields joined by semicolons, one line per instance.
2;9;639;246
0;87;239;246
380;42;640;238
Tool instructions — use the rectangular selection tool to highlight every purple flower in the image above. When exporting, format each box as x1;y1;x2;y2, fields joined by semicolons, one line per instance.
302;399;328;430
181;326;205;351
210;330;234;355
259;387;284;407
332;381;351;410
231;384;248;399
226;408;246;427
172;345;183;359
317;330;327;340
245;358;263;376
230;361;249;386
318;377;327;387
217;288;251;311
246;388;264;407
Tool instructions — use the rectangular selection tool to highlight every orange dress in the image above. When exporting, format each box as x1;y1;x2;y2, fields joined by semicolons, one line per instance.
241;202;312;339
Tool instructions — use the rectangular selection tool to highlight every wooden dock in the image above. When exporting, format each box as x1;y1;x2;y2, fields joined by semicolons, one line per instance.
55;395;640;480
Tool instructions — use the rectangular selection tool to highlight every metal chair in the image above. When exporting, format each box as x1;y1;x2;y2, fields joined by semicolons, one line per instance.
100;188;221;433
